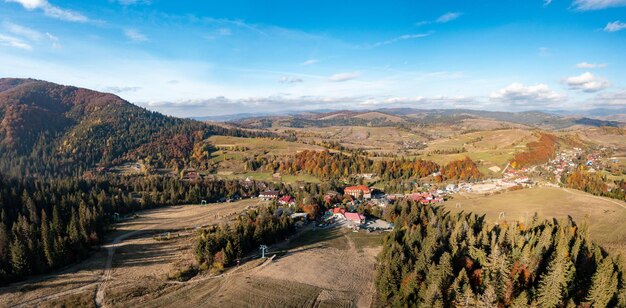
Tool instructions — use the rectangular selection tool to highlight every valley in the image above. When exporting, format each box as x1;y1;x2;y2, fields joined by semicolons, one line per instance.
0;79;625;307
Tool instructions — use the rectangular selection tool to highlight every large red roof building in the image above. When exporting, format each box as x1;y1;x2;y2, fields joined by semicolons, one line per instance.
344;185;372;199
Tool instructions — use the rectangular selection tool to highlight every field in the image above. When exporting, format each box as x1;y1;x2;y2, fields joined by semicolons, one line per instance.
0;199;261;308
270;126;540;178
273;125;428;153
207;135;325;173
575;127;626;149
444;186;626;260
140;226;383;307
0;199;384;308
415;128;537;175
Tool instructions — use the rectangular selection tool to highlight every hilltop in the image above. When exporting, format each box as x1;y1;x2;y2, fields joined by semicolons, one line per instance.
0;78;271;176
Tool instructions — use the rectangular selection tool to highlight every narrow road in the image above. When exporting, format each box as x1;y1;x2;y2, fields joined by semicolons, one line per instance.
562;188;626;210
4;201;260;307
94;225;155;308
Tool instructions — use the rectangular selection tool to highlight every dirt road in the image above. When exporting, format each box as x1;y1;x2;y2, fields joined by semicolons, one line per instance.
0;199;260;308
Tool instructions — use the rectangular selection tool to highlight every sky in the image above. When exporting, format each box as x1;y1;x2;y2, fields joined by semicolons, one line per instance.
0;0;625;117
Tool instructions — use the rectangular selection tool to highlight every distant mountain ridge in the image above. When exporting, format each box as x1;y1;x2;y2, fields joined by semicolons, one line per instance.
212;108;623;129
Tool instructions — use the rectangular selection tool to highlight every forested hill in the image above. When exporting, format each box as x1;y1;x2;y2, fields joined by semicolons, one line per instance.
0;78;273;177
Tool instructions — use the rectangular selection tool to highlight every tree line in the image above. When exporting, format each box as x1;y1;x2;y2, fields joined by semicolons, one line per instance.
512;133;558;168
0;172;279;286
244;150;481;182
194;205;296;272
376;199;626;307
565;170;626;201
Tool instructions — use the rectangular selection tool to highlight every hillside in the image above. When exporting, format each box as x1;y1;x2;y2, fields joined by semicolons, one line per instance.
0;78;271;176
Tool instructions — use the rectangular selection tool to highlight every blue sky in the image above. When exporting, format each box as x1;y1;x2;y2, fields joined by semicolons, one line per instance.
0;0;625;116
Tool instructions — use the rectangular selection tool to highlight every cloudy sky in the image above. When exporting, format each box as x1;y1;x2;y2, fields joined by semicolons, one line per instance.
0;0;625;117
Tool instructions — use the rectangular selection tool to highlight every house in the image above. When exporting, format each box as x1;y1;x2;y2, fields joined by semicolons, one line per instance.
278;195;296;206
259;191;279;200
332;207;346;218
344;185;372;199
446;184;457;192
344;212;366;224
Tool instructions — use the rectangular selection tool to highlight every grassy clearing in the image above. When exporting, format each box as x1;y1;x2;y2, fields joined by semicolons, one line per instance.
444;186;626;260
417;129;536;173
217;171;321;184
208;135;323;155
274;125;426;152
288;227;349;250
347;231;385;252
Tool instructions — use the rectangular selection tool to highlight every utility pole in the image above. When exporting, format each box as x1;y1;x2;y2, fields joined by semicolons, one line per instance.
260;245;268;258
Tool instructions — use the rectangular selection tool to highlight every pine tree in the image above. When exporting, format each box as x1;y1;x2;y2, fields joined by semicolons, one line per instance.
586;256;618;307
9;237;28;276
536;231;574;308
40;210;55;269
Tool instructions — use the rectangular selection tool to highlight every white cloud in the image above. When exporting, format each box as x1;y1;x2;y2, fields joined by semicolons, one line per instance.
544;0;553;6
328;72;360;82
371;33;431;48
104;86;141;93
604;20;626;32
124;29;148;42
563;72;610;92
436;12;463;23
576;62;607;68
417;12;463;26
490;83;564;106
301;59;319;66
0;33;32;50
592;90;626;106
45;32;60;48
2;21;60;49
572;0;626;10
3;21;42;41
144;95;483;117
6;0;88;22
279;76;303;84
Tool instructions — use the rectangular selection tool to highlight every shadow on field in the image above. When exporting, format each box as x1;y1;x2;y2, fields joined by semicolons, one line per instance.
280;225;347;252
111;240;186;269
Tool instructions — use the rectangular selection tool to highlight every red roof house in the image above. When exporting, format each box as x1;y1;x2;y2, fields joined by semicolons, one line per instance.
344;212;366;224
332;208;346;215
278;195;295;205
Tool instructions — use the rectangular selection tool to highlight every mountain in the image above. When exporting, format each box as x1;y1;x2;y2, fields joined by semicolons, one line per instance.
224;108;624;129
0;78;270;176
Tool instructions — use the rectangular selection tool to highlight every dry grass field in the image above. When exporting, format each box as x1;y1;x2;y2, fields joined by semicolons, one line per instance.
0;198;385;308
135;226;383;308
0;199;261;308
207;135;325;174
574;127;626;149
444;186;626;260
273;125;428;153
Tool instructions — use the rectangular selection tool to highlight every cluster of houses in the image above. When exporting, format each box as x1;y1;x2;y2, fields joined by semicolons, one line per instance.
408;192;444;204
258;191;296;206
327;208;366;225
544;147;614;182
